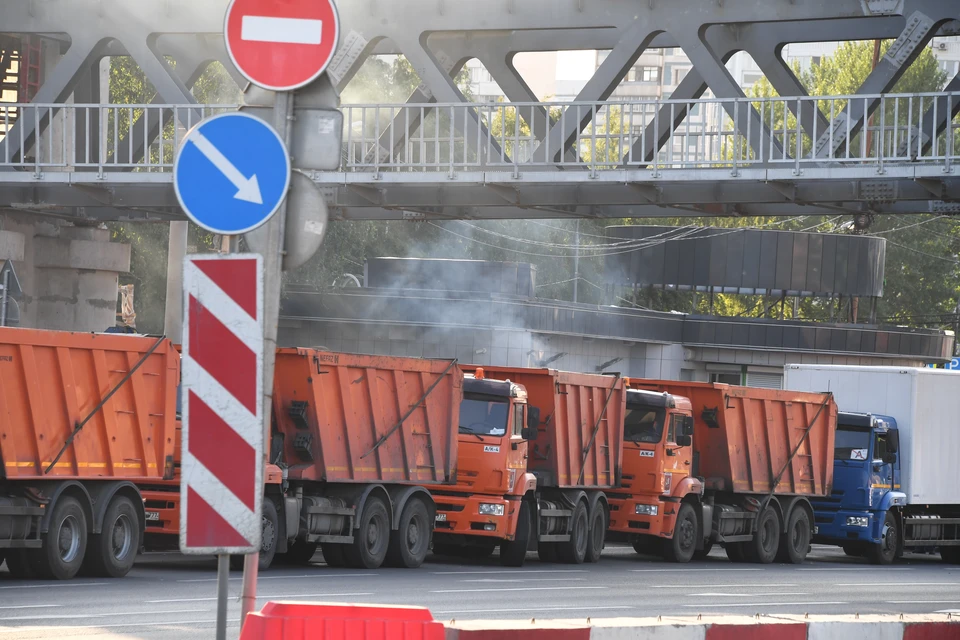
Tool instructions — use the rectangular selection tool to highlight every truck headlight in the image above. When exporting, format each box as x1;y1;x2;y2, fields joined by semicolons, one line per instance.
635;504;658;516
479;503;505;516
846;516;869;527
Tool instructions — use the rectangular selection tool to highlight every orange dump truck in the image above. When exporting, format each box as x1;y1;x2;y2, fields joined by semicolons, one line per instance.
142;349;462;571
432;366;625;566
607;381;836;564
0;327;179;579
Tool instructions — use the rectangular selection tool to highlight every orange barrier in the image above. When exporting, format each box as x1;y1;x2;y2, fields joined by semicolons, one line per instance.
239;602;445;640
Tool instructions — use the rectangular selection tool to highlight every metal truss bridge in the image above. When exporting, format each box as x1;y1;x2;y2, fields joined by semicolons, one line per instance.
1;0;960;221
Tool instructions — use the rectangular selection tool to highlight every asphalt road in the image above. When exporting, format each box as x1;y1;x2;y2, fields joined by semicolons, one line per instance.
1;545;958;639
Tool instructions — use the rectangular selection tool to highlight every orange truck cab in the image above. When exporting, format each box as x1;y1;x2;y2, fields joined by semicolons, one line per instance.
433;366;625;567
607;388;699;551
609;379;836;564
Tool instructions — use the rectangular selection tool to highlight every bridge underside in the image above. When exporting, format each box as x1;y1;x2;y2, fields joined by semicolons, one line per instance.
1;0;960;221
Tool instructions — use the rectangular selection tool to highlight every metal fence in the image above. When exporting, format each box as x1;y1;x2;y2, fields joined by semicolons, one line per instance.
2;92;959;176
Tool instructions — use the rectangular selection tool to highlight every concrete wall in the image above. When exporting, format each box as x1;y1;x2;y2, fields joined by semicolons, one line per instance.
0;213;130;332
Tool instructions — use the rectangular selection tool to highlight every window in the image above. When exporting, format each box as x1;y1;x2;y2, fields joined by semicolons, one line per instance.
709;372;741;386
641;67;660;83
874;433;891;462
627;68;637;82
835;427;870;461
674;68;689;85
513;403;524;437
459;395;509;437
623;404;666;443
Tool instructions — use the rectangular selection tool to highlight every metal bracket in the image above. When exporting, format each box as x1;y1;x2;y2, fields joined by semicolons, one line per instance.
885;12;935;67
861;0;904;16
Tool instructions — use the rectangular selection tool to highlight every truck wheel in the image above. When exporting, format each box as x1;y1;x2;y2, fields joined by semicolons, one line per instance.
941;547;960;565
745;507;781;564
321;544;346;567
4;551;36;579
584;503;606;564
500;501;532;567
82;495;139;578
661;503;697;563
867;512;898;565
34;496;88;580
538;542;559;563
775;508;811;564
229;500;279;572
343;496;390;569
386;498;431;568
558;501;589;564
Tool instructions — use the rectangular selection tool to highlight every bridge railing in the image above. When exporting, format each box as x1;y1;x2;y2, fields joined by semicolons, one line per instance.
1;92;958;176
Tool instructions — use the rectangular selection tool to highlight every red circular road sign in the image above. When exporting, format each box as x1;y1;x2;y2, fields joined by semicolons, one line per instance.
224;0;341;92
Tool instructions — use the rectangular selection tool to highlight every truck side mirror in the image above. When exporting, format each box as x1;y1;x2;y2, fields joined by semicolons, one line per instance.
676;434;693;447
522;406;540;441
682;416;695;436
887;429;899;454
883;452;897;465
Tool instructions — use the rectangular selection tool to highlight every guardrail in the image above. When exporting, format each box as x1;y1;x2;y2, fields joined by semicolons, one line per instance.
1;92;958;178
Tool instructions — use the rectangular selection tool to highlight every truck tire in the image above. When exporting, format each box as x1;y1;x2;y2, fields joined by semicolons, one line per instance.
941;547;960;565
343;496;390;569
282;540;318;565
33;496;88;580
385;498;431;568
321;543;346;567
661;503;697;563
500;501;532;567
230;500;279;572
558;501;589;565
82;495;139;578
4;551;36;579
775;508;811;564
867;512;898;565
842;543;865;557
745;507;780;564
585;503;606;564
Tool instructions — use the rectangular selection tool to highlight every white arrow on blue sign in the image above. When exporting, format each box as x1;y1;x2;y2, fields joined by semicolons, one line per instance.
174;112;291;235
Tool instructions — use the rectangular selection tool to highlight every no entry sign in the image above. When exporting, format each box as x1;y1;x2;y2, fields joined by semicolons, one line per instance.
224;0;341;91
180;254;264;555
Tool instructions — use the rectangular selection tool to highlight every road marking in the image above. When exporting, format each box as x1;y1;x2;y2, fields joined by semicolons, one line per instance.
652;584;797;588
631;568;762;573
0;619;236;634
176;573;377;583
0;605;61;611
435;606;634;615
241;16;323;45
795;567;914;571
684;602;848;608
460;578;586;583
431;569;588;575
837;583;960;587
689;592;809;597
936;609;960;614
148;593;373;604
431;586;607;594
0;609;207;622
0;582;107;590
887;600;960;604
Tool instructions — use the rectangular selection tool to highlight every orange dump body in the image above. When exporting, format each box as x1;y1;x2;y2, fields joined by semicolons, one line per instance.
628;381;836;497
272;349;461;485
0;327;179;481
462;366;625;490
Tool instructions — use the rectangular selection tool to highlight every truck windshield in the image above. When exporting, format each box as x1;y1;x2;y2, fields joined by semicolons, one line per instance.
624;404;666;443
460;395;509;437
835;426;871;461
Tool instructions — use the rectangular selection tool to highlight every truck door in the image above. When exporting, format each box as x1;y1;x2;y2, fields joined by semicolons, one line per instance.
871;432;896;506
663;413;692;492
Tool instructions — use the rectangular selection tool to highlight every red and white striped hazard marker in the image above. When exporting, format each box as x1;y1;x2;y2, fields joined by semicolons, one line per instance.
180;254;263;554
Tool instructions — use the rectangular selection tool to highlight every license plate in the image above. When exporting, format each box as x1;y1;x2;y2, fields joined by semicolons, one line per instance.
435;513;447;522
145;511;160;521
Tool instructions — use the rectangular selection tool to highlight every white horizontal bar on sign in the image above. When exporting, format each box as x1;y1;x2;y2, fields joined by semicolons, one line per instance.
241;16;323;45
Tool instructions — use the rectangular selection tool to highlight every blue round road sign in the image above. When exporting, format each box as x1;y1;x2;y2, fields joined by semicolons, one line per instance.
174;112;291;235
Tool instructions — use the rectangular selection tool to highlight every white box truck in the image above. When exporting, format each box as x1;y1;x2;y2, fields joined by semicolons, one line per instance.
784;365;960;565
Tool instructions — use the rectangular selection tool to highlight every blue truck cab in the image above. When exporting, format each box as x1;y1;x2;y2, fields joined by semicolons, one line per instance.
812;411;906;563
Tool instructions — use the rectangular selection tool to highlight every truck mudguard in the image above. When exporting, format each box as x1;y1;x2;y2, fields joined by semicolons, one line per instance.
879;491;908;512
36;481;94;535
386;485;435;530
85;481;146;536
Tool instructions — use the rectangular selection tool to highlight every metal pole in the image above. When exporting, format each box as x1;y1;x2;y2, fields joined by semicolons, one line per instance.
240;88;293;627
1;268;8;327
163;221;189;344
216;554;229;640
573;220;580;303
